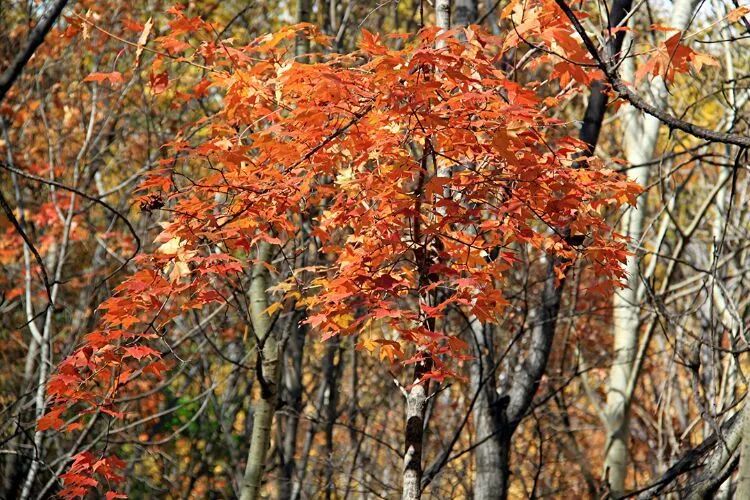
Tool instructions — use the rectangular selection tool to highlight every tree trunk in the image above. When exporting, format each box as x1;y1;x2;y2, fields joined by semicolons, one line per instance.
402;359;432;500
635;409;743;499
291;340;339;500
453;0;477;28
465;0;636;493
604;130;651;494
435;0;451;36
277;318;306;499
295;0;311;59
401;4;449;499
239;242;279;500
20;184;78;500
276;1;313;496
323;338;342;499
470;321;509;500
737;389;750;498
441;3;508;497
603;0;699;493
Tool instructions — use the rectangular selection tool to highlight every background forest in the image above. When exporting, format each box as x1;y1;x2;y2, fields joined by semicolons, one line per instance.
1;0;749;498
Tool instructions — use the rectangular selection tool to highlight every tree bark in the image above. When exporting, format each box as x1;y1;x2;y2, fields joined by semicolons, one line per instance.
634;408;742;499
736;395;750;498
323;338;342;499
465;0;635;494
402;360;432;500
276;1;313;496
239;242;279;500
295;0;311;59
291;340;339;500
0;0;69;104
577;0;634;155
277;317;306;499
20;178;79;500
435;0;451;36
469;321;509;500
453;0;477;29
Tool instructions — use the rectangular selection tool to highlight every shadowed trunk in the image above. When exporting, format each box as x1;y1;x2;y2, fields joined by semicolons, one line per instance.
402;359;433;500
277;317;306;499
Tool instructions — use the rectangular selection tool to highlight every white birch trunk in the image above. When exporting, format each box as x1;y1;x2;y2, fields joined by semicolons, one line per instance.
402;378;429;500
603;0;700;493
239;242;279;500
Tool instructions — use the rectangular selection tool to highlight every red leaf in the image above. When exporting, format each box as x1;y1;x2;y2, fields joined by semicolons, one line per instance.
83;72;124;87
307;314;327;328
38;406;66;431
123;345;160;360
150;71;169;95
122;18;145;32
157;36;192;54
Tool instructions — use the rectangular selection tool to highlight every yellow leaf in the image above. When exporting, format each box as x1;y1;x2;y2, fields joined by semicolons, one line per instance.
334;313;354;328
690;52;719;73
157;236;185;255
134;17;153;68
264;302;283;316
168;261;190;282
727;6;750;23
357;336;377;353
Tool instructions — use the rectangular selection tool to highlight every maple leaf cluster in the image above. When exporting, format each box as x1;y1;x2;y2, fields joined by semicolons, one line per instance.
635;28;719;84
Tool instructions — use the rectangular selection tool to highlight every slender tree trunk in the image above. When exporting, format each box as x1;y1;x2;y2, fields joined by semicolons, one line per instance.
1;118;39;498
275;2;313;496
343;342;363;499
604;111;652;493
401;4;450;499
736;396;750;498
717;15;743;497
20;183;78;500
576;0;634;156
436;4;504;496
469;321;508;500
684;410;743;500
464;0;634;494
402;360;432;500
435;0;451;34
239;242;279;500
472;258;562;499
635;409;743;499
603;1;699;493
291;341;339;500
453;0;477;28
0;0;69;104
465;0;569;492
277;318;306;499
295;0;311;58
323;338;342;499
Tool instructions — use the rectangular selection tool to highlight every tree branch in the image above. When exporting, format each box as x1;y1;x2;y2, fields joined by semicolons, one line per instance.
0;0;70;104
554;0;750;149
